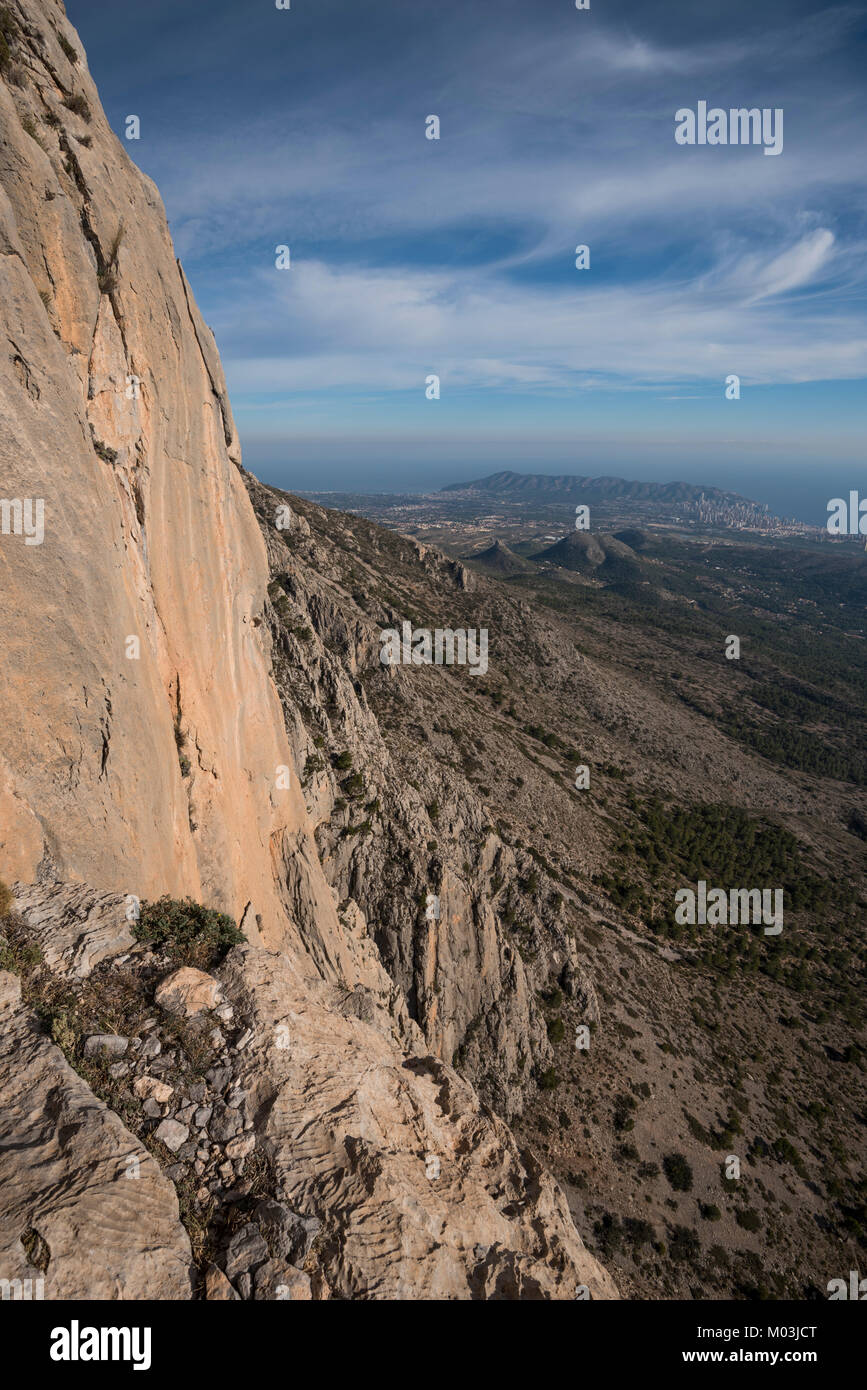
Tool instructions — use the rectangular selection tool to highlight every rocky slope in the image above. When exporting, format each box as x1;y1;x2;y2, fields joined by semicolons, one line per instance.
245;473;605;1122
0;0;615;1300
240;479;866;1300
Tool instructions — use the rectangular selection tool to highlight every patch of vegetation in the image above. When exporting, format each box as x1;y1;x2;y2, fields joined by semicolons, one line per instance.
662;1152;694;1193
771;1134;806;1175
56;31;78;63
623;1217;655;1248
0;6;18;73
735;1207;762;1233
97;222;124;293
301;753;324;786
21;1226;51;1273
593;1211;622;1258
133;896;243;969
546;1016;565;1044
173;713;191;778
63;92;91;121
20;113;41;142
668;1225;701;1261
341;819;372;838
92;436;118;465
613;1093;637;1133
0;908;43;976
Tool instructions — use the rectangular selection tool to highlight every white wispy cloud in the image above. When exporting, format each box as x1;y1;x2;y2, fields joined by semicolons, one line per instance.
217;233;867;397
134;2;867;402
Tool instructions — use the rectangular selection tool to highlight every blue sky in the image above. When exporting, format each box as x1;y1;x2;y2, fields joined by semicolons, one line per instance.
67;0;867;519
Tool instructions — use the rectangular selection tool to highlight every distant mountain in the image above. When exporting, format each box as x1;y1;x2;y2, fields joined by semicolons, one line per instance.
441;469;751;507
532;530;644;577
612;527;650;550
464;539;534;576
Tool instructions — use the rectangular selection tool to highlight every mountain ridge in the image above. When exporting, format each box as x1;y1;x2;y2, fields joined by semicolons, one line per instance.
442;469;761;508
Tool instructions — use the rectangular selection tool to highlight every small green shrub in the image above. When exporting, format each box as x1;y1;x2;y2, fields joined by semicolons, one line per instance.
0;901;44;977
0;935;42;975
333;751;353;771
0;6;17;72
63;93;91;121
624;1217;655;1247
669;1225;701;1261
593;1212;622;1257
92;437;118;464
547;1016;565;1044
50;1010;77;1060
772;1135;805;1173
613;1092;637;1133
663;1152;694;1193
735;1207;761;1233
133;896;243;968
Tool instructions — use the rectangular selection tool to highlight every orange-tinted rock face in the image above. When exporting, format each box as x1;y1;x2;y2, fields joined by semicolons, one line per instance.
0;0;303;942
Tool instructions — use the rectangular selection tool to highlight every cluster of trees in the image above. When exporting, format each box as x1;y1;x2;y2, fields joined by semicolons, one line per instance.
727;715;866;786
629;799;849;915
594;798;862;1004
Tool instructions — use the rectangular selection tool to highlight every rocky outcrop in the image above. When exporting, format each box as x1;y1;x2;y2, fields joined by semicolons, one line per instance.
0;887;616;1300
220;943;617;1300
0;968;193;1299
9;880;134;978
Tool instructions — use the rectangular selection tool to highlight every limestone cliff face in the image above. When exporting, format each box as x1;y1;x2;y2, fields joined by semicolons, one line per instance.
0;0;304;943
